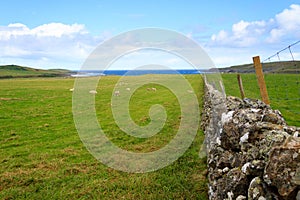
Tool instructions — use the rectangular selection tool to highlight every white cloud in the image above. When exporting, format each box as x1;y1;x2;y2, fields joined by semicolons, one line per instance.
206;4;300;67
2;46;31;57
211;4;300;47
1;22;87;39
211;20;268;47
32;23;87;38
268;4;300;42
0;23;107;69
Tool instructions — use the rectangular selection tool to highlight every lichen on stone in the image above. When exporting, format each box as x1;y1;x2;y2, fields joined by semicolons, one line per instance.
202;83;300;200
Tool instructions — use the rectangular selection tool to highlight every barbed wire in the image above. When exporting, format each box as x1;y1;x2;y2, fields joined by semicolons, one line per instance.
263;40;300;62
262;40;300;118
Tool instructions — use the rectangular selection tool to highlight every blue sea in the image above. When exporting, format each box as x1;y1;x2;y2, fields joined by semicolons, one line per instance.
71;69;203;77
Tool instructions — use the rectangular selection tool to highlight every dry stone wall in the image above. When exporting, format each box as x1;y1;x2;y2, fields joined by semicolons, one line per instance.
202;81;300;200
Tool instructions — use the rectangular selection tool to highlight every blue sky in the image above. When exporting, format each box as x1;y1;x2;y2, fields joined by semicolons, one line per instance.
1;0;300;69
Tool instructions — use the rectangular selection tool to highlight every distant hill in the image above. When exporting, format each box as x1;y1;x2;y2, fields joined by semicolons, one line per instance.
1;61;299;78
219;60;300;74
0;65;71;78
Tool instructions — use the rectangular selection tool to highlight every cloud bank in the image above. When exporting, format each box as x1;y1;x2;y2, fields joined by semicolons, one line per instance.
211;4;300;47
206;4;300;67
0;23;104;69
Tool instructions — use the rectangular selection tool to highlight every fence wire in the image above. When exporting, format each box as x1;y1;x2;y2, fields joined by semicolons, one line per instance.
262;40;300;122
221;41;299;125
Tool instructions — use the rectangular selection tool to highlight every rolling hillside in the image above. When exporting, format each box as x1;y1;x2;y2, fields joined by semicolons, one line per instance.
0;65;71;78
219;60;300;73
1;61;299;79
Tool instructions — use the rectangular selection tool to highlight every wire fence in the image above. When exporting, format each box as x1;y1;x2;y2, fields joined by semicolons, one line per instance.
263;41;300;90
261;41;300;122
223;41;300;126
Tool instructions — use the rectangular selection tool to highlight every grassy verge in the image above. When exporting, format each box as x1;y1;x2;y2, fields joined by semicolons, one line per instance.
0;75;207;199
222;73;300;126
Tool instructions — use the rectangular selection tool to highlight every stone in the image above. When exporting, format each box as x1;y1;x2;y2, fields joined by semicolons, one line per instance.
203;83;300;200
248;177;271;200
221;122;241;151
236;195;247;200
264;136;300;199
241;162;251;174
296;190;300;200
212;168;248;199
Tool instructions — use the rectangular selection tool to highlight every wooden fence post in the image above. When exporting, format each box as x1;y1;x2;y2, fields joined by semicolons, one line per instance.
253;56;270;105
237;74;245;99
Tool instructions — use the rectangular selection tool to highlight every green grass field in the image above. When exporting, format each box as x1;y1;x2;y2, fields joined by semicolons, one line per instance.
1;73;298;199
222;73;300;126
0;75;208;199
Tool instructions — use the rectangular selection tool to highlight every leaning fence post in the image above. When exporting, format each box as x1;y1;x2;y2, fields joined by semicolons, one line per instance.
237;74;245;99
253;56;270;105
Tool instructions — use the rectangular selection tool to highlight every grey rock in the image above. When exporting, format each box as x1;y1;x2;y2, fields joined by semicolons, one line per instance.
236;195;247;200
203;82;300;200
248;177;272;200
201;84;300;200
264;136;300;199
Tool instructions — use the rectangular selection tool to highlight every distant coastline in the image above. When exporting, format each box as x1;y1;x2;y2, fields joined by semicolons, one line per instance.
3;60;298;79
70;69;203;77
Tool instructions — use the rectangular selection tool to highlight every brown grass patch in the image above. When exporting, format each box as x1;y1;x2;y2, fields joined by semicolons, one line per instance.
0;97;21;101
